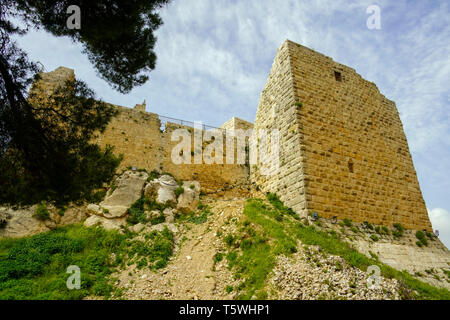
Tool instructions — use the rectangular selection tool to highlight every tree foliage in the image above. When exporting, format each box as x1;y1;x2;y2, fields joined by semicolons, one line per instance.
0;1;170;204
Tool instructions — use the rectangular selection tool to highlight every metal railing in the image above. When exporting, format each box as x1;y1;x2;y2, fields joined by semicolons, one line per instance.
158;114;225;132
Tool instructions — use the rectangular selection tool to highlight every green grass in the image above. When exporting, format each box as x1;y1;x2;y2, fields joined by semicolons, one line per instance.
224;194;450;300
415;231;428;247
0;224;174;300
343;218;352;227
33;202;50;221
174;186;184;198
126;196;175;225
177;204;212;225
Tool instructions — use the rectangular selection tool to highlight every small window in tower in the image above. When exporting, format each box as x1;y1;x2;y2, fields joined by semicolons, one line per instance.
334;71;342;82
348;161;354;173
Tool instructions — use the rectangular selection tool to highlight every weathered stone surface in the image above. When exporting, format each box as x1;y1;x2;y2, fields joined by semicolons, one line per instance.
163;208;176;223
150;222;178;234
177;181;200;213
157;187;176;204
86;204;102;216
130;223;145;233
84;215;126;231
0;204;87;238
0;206;49;238
100;170;148;218
144;175;178;204
147;210;161;220
251;40;433;232
60;207;88;225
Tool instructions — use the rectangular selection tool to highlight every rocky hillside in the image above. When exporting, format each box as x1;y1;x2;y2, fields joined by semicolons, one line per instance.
1;170;449;300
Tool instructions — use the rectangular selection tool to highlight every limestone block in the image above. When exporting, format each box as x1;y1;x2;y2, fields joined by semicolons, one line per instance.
100;170;148;218
84;215;126;231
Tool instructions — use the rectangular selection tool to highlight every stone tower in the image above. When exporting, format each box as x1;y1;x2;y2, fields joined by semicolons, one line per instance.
251;40;432;231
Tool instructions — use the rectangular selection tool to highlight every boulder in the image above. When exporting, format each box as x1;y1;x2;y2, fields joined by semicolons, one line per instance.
146;210;161;220
144;174;178;204
59;207;88;226
86;204;102;216
0;204;88;239
163;208;176;223
0;206;50;238
177;181;200;213
130;223;145;233
157;187;177;204
150;222;178;234
100;170;148;218
84;215;126;231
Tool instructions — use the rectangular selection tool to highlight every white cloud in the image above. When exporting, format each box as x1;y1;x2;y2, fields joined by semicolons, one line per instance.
428;208;450;249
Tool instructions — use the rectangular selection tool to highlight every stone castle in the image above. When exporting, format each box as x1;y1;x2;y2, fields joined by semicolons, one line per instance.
33;40;432;233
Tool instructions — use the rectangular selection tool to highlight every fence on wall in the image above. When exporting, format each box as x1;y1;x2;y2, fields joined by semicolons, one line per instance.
158;114;225;133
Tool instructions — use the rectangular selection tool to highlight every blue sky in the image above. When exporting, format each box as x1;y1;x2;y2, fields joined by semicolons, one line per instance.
14;0;450;247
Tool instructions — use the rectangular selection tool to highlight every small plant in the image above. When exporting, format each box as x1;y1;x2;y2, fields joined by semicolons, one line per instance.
147;170;160;181
295;102;303;108
415;231;428;247
189;184;195;190
370;234;379;242
343;218;352;227
364;221;374;230
174;186;185;198
213;252;224;264
57;205;67;217
90;189;107;204
224;234;235;247
350;226;359;234
33;202;50;221
392;223;404;238
225;285;233;294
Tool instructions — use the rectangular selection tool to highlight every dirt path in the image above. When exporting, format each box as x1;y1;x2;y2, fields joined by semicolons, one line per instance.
115;196;246;300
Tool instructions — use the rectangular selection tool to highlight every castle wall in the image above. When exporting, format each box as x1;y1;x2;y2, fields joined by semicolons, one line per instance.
252;40;432;231
32;67;249;192
250;41;308;214
95;109;249;191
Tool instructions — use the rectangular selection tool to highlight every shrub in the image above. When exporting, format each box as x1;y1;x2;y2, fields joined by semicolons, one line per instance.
364;221;374;230
33;202;50;221
0;223;174;300
89;189;107;204
174;186;184;198
213;252;224;264
350;226;359;234
393;223;404;238
343;218;352;227
370;234;379;242
225;285;233;294
147;170;160;181
415;231;428;247
224;235;235;247
266;193;295;216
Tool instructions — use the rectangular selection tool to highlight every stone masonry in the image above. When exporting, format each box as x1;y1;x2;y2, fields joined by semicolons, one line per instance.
251;40;432;232
30;67;250;192
31;43;433;232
